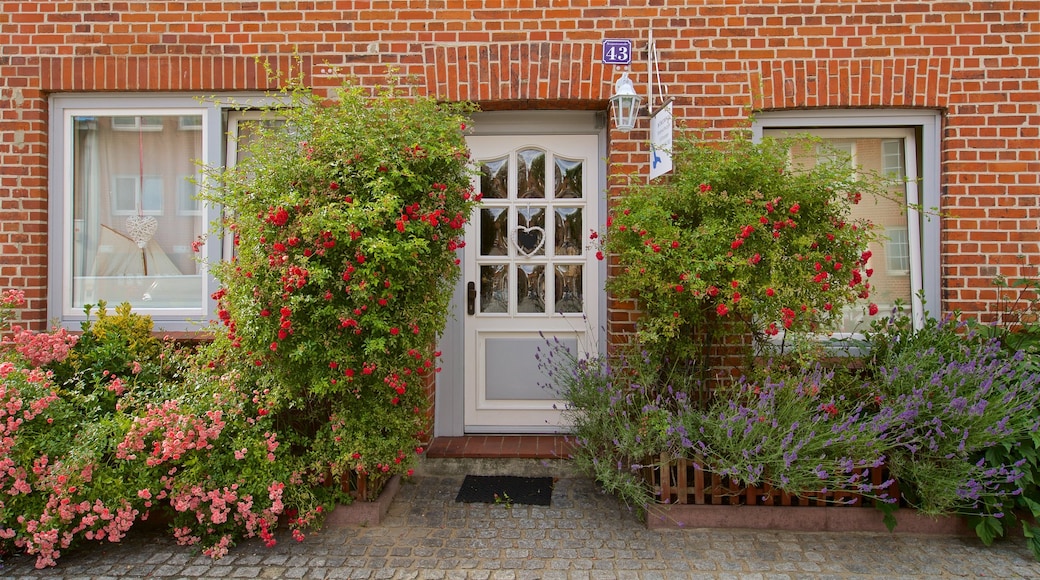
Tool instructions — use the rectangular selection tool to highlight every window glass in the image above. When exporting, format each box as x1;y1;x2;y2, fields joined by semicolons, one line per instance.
70;114;205;309
767;129;918;334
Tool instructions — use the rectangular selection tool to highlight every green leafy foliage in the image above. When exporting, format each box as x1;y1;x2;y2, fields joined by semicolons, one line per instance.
597;131;886;373
1;294;301;567
202;74;478;488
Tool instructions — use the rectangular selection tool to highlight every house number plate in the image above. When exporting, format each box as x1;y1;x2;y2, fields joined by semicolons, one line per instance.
602;40;632;65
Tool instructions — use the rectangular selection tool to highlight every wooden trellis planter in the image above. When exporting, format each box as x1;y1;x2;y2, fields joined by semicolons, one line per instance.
321;469;390;503
642;453;902;508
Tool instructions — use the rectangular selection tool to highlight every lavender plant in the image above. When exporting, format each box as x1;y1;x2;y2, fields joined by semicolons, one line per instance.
867;314;1040;554
539;339;679;509
690;367;895;503
551;308;1040;562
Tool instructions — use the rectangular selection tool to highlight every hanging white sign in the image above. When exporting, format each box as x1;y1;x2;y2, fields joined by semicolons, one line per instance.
649;101;673;180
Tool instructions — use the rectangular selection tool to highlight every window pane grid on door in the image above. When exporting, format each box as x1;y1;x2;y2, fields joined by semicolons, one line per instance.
474;147;587;316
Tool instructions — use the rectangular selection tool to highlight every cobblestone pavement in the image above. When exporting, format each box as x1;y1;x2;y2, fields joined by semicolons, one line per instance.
4;467;1040;579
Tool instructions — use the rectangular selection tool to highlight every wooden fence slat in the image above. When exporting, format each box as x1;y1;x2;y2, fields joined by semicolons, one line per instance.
694;458;705;505
649;458;896;510
660;453;672;504
677;458;688;504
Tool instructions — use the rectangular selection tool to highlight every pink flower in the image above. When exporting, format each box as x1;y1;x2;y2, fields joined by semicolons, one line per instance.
1;288;26;306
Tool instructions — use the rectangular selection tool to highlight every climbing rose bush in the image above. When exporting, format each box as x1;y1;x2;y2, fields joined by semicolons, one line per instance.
203;77;478;493
596;131;887;369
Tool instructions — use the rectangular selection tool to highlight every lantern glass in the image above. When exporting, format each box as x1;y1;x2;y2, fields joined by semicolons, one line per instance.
610;93;642;132
609;72;642;132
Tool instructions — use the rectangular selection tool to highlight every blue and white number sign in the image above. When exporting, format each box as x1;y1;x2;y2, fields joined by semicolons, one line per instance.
602;39;632;65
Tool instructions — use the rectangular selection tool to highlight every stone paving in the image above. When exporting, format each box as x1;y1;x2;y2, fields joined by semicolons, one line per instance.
4;462;1040;579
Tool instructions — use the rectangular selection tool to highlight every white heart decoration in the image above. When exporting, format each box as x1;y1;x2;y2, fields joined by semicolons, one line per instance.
126;215;158;249
513;224;545;257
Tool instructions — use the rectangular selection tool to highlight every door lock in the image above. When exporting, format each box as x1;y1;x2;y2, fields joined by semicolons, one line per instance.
467;281;476;315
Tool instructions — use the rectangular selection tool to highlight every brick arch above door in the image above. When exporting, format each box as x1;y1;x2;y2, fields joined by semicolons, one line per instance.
422;43;612;103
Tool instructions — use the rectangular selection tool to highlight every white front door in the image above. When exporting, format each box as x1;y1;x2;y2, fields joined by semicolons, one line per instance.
462;134;600;432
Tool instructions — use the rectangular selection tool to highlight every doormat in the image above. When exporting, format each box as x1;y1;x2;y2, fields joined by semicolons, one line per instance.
455;475;554;506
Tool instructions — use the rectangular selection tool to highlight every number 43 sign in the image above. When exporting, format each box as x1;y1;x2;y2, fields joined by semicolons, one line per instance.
602;40;632;65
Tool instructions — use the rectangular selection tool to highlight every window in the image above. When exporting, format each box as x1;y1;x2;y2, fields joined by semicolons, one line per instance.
753;110;941;333
112;175;164;216
176;176;201;216
111;115;165;131
886;227;911;273
49;96;277;331
882;138;905;180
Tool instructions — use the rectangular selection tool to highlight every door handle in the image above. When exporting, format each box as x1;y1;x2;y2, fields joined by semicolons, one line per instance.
467;281;476;315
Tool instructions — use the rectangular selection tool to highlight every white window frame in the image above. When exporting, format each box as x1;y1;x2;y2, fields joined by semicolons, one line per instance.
48;93;276;332
752;109;942;332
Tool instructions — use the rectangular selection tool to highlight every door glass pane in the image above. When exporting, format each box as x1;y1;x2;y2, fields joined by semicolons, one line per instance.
71;114;204;309
480;157;508;199
480;264;509;313
517;148;546;199
555;207;582;256
554;156;583;198
555;264;583;313
480;207;509;256
516;264;545;313
516;207;546;257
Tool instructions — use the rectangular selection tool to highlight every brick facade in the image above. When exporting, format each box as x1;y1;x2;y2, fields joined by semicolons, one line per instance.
1;0;1038;336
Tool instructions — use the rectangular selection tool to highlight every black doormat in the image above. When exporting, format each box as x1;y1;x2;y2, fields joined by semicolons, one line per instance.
455;475;554;506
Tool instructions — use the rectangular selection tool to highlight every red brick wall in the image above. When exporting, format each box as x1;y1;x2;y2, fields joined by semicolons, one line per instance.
2;1;1038;333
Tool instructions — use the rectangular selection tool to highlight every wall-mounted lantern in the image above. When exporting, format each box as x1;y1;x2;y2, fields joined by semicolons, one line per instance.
608;72;643;132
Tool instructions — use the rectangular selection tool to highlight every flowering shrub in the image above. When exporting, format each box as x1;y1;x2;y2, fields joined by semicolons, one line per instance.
202;77;477;493
0;292;144;567
690;367;892;501
866;313;1040;556
0;293;316;567
597;131;885;371
549;341;897;510
111;358;316;560
550;311;1040;557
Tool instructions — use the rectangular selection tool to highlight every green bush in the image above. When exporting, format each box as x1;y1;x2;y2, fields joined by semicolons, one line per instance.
597;131;886;377
202;75;478;492
1;295;302;567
